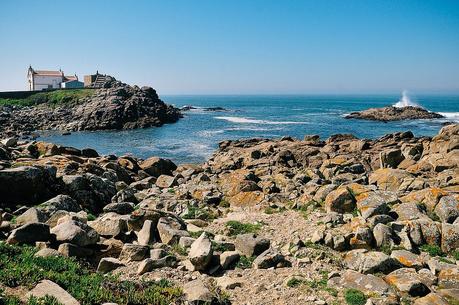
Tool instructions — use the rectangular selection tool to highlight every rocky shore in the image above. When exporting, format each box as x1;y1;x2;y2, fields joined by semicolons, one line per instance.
345;106;444;122
0;124;458;304
0;77;181;138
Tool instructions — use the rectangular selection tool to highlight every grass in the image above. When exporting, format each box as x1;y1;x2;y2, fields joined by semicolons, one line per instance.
452;251;459;261
235;256;255;269
286;278;303;288
0;288;62;305
344;289;367;305
0;89;94;108
170;244;188;256
0;243;182;305
182;206;216;221
419;244;444;257
225;221;262;236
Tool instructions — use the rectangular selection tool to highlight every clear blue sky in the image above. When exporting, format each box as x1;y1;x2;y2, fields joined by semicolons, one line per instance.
1;0;458;94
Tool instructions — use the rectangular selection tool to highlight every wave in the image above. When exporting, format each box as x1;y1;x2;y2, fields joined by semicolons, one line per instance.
214;116;304;125
439;112;459;120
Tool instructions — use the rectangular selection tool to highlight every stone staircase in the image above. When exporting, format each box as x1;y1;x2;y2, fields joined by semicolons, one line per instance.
92;74;109;88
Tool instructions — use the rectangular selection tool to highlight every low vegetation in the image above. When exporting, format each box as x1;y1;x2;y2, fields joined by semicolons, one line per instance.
0;243;182;305
419;244;444;257
0;89;94;107
225;221;262;236
344;289;367;305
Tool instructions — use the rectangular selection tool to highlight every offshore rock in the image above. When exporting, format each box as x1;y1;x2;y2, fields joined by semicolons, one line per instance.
345;106;444;122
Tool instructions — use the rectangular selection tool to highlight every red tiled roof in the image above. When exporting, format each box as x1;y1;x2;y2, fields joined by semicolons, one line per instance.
64;75;78;81
34;70;63;77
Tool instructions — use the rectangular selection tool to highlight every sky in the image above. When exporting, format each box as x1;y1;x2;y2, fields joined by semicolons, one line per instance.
0;0;458;94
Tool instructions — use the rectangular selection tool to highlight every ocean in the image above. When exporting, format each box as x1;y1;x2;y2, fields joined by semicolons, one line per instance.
38;94;459;164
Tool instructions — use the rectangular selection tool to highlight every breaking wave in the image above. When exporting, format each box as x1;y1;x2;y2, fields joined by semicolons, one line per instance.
214;116;304;125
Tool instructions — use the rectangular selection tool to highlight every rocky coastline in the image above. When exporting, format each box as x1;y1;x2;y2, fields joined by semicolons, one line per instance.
345;106;444;122
0;124;458;304
0;77;182;138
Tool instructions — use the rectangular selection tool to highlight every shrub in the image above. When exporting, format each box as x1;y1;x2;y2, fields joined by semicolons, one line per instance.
236;256;255;269
419;244;444;257
225;221;262;236
0;243;181;305
286;278;303;287
344;289;367;305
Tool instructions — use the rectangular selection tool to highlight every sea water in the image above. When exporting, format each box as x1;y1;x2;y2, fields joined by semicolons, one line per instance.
38;94;459;164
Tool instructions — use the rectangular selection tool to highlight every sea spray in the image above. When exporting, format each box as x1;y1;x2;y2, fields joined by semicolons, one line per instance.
393;90;420;108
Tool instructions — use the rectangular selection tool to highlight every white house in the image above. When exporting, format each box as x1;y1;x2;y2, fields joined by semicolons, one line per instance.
27;66;83;90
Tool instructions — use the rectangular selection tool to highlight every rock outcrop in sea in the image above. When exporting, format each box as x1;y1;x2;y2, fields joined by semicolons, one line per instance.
345;106;444;121
0;124;458;304
0;77;181;137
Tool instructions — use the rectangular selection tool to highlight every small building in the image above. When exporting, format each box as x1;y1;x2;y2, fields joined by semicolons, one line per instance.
27;66;83;90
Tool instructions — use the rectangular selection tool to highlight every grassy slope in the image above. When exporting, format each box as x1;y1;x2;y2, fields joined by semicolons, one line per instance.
0;89;94;107
0;243;182;305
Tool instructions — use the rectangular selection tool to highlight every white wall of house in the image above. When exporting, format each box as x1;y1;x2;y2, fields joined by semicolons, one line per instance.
31;75;63;90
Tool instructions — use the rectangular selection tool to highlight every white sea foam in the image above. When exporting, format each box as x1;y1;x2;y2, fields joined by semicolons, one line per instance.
215;116;304;125
393;90;421;108
439;112;459;121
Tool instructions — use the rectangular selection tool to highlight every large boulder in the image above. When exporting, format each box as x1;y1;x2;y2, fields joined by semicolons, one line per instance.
441;223;459;253
51;220;99;247
188;233;213;271
325;188;356;213
140;157;177;177
328;270;393;296
384;268;430;297
26;280;79;305
344;249;401;274
156;216;189;245
183;279;214;304
0;166;59;207
6;223;51;245
40;194;81;213
435;196;459;224
234;233;270;256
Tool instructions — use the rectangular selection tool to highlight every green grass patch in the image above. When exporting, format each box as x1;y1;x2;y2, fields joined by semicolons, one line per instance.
225;221;262;236
0;89;94;108
419;244;444;257
286;278;303;288
182;206;216;221
0;243;181;305
170;244;188;256
344;289;367;305
235;255;255;269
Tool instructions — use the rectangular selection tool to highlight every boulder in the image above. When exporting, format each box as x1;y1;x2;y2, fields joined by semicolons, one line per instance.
220;251;240;269
435;196;459;223
441;223;459;253
380;149;404;168
0;166;58;207
15;207;48;225
40;195;81;213
325;188;356;213
234;233;270;256
252;249;289;269
58;243;94;258
155;175;179;188
414;293;450;305
373;223;394;248
384;268;430;297
88;213;128;237
369;168;412;192
357;194;389;219
390;250;424;270
6;223;50;245
328;270;392;295
438;267;459;289
26;280;79;305
140;157;177;178
51;220;99;247
156;217;189;245
137;256;177;275
344;249;401;274
188;233;213;271
118;243;149;262
97;257;125;273
183;279;213;304
102;202;134;215
34;248;62;258
137;219;157;245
